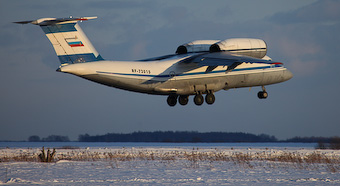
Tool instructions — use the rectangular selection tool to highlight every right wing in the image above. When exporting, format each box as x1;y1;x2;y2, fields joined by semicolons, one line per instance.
180;51;282;73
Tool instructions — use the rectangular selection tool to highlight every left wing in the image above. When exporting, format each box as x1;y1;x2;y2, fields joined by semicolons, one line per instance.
180;51;282;73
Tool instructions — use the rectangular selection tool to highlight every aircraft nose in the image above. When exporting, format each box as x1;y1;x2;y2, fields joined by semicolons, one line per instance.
284;69;293;81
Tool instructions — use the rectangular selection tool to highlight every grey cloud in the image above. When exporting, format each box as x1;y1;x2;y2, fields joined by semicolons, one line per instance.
84;0;155;10
268;0;340;24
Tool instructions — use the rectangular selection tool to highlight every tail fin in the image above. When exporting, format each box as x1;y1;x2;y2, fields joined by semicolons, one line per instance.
15;16;103;65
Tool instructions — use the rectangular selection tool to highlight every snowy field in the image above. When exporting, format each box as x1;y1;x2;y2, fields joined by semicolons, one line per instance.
0;142;339;185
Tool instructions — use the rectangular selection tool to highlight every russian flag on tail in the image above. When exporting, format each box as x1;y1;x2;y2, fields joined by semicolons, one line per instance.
68;41;84;47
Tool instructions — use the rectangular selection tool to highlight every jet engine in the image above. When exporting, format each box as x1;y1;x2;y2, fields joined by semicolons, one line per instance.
176;38;267;59
176;40;220;54
209;38;267;59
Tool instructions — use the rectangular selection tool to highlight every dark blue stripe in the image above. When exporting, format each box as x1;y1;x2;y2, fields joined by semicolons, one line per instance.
41;23;77;34
58;53;103;64
231;64;282;72
96;71;167;78
97;64;283;78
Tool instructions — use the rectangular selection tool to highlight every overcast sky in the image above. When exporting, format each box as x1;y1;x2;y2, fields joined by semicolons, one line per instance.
1;0;339;141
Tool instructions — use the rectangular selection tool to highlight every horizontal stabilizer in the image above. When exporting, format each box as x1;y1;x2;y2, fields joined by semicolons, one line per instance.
14;16;97;25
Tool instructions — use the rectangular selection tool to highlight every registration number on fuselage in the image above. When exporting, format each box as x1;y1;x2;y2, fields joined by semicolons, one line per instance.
132;69;151;74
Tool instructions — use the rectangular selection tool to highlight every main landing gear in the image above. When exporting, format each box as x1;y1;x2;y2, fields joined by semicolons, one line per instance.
167;94;178;107
167;86;268;106
204;92;215;105
167;92;215;107
258;86;268;99
179;95;189;105
192;92;215;106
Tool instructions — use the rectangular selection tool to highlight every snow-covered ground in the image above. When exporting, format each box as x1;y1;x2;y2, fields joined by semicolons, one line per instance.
0;143;339;185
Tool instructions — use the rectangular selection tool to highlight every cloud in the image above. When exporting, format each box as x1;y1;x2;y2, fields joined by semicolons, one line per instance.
277;37;320;75
131;40;149;59
85;0;144;9
259;0;340;76
269;0;340;25
162;6;189;24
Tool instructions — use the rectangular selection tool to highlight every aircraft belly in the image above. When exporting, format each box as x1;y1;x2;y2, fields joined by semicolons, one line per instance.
81;74;163;94
156;76;227;95
81;73;228;95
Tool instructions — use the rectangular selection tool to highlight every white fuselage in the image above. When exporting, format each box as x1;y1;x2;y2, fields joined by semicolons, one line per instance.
59;53;293;96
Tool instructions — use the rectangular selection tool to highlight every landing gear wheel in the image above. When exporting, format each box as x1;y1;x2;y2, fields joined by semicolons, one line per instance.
194;94;204;106
167;95;178;106
205;93;215;105
178;95;189;106
257;91;268;99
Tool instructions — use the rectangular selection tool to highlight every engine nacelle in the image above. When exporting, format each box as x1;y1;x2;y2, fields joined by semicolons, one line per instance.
209;38;267;59
176;40;220;54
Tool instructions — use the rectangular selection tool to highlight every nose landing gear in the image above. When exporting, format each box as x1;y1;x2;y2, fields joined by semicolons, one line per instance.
258;86;268;99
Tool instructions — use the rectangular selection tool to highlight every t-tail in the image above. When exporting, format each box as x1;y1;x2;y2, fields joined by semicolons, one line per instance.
15;16;103;65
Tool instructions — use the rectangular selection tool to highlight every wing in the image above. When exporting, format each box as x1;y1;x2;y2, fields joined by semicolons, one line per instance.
179;51;282;73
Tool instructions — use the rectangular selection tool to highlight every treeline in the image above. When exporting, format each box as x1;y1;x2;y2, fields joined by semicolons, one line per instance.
28;135;70;142
26;132;340;145
285;136;336;143
78;131;278;143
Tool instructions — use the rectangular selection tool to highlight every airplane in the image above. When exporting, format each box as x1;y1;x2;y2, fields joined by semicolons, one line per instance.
15;16;293;106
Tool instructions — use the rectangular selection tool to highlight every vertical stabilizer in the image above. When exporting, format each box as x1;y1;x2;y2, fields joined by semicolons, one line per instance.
15;17;103;65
